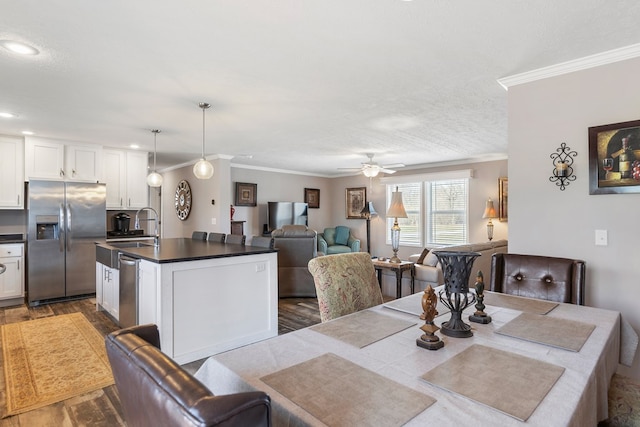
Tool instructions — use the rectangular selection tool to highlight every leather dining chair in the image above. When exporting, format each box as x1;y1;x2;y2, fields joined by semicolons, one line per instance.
489;253;585;305
226;234;246;245
207;232;226;243
308;252;383;322
106;324;272;427
191;231;207;240
251;236;274;248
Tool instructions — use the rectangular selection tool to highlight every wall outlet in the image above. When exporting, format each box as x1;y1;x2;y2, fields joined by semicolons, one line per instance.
256;263;266;272
595;229;607;246
211;218;216;225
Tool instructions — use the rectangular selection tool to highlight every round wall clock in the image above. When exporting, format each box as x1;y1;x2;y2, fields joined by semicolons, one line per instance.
174;180;192;220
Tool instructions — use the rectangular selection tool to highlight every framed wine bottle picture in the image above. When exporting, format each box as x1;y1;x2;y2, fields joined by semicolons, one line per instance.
589;119;640;194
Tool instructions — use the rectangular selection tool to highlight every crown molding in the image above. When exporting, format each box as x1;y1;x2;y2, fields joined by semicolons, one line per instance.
497;43;640;90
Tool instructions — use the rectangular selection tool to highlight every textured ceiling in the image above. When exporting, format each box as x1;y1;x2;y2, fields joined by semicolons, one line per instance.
2;0;640;176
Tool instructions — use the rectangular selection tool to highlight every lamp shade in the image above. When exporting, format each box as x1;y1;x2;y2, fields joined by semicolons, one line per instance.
193;158;214;179
386;190;407;218
482;198;497;219
360;202;378;217
146;171;163;187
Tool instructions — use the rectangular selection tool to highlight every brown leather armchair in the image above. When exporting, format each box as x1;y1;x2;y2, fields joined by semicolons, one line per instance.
490;253;585;305
105;324;271;427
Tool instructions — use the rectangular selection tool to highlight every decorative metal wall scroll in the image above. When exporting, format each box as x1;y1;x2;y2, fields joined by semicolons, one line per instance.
549;142;577;190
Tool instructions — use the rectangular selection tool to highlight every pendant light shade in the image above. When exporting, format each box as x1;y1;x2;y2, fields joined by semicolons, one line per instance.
193;102;214;179
146;129;163;187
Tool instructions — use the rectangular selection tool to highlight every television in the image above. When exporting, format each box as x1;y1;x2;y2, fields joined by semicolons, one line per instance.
267;202;308;232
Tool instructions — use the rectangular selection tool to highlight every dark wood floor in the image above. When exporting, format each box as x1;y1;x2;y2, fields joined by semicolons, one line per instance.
0;296;320;426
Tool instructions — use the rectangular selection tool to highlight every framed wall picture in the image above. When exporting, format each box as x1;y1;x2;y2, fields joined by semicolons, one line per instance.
345;187;366;219
498;177;508;222
304;188;320;208
588;119;640;194
235;182;257;206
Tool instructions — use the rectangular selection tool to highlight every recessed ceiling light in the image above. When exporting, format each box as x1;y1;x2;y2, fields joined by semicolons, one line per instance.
130;144;140;149
21;130;34;135
0;40;39;55
0;112;17;119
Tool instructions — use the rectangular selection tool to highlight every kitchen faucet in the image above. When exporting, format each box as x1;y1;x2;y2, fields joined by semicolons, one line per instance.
134;207;160;247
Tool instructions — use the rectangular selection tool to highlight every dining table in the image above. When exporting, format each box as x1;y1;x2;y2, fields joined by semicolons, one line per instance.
195;289;621;426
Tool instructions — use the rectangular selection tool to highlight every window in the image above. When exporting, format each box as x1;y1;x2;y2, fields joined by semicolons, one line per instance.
386;177;469;247
427;179;468;245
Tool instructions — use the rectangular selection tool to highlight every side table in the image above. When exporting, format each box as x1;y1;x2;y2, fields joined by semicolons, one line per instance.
372;259;415;299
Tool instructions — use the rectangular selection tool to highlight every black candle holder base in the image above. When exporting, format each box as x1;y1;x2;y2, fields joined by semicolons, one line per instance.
440;316;474;338
469;313;492;324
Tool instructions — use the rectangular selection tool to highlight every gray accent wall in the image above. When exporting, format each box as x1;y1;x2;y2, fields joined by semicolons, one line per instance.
508;56;640;379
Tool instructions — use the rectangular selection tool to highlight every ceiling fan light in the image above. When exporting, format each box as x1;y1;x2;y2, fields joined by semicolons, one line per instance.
193;158;214;179
363;167;379;178
146;171;163;187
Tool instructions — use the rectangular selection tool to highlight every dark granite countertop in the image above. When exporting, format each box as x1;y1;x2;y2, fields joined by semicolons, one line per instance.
101;237;277;264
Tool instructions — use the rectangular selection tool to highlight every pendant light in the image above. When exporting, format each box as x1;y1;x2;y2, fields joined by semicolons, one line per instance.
146;129;163;187
193;102;214;179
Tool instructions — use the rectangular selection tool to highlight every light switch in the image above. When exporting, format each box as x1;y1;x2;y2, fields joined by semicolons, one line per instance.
595;229;607;246
211;218;216;225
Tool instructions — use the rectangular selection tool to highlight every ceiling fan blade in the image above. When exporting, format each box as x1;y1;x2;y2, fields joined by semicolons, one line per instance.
337;167;364;171
382;163;405;169
380;168;397;174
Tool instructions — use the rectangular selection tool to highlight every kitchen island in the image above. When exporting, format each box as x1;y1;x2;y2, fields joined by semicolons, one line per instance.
97;238;278;364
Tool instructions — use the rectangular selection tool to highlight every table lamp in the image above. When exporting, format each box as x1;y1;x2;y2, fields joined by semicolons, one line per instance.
360;201;378;254
386;187;407;263
482;198;497;241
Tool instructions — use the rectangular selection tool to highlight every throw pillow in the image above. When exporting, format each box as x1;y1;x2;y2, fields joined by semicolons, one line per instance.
416;248;430;264
423;251;439;267
334;226;350;246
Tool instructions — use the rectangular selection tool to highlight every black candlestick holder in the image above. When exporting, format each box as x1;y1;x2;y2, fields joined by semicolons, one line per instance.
435;251;480;338
469;270;492;324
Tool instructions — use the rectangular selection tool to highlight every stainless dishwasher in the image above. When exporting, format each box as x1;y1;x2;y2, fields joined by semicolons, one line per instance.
118;254;139;328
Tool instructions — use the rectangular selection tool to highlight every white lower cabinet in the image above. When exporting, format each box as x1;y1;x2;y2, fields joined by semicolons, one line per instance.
0;244;24;305
138;260;159;326
96;262;119;321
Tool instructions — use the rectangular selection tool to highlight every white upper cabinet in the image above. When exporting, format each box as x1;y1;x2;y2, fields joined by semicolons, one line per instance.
25;136;101;182
125;151;149;209
65;144;102;181
103;149;126;209
103;149;148;209
0;135;24;209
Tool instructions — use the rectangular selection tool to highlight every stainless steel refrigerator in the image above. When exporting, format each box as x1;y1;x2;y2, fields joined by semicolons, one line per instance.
27;180;106;305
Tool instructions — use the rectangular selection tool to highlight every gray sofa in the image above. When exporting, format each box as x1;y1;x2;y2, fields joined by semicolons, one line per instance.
272;225;318;297
408;240;508;290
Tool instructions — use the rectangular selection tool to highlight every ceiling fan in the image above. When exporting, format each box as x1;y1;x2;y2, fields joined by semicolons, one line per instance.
339;153;405;177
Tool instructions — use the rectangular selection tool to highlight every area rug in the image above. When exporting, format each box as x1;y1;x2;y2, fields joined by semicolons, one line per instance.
1;312;114;416
598;373;640;427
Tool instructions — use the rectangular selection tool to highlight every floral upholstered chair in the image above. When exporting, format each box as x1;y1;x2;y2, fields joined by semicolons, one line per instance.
308;252;383;322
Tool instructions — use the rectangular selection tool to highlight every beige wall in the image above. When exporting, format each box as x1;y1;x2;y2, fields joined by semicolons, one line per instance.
328;160;507;261
508;57;640;379
161;159;507;253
